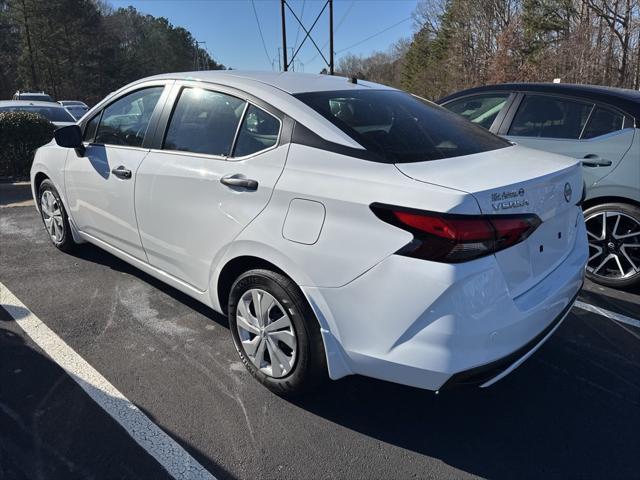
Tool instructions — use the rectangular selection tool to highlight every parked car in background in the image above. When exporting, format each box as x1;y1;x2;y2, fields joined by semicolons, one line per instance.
58;100;88;108
61;103;89;120
31;71;586;395
439;83;640;288
0;100;76;128
13;91;55;102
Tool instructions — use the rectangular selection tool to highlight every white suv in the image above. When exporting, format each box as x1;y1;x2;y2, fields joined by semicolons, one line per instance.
30;72;588;395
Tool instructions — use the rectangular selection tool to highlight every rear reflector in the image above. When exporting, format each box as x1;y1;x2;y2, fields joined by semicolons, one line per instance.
371;204;541;263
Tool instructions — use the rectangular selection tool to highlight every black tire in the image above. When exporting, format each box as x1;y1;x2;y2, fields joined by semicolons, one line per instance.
38;179;77;253
584;202;640;289
228;269;327;396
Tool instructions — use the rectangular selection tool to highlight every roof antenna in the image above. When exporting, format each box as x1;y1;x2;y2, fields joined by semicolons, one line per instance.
348;76;358;84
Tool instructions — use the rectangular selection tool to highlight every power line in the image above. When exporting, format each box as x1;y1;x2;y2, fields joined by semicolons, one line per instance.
292;0;306;52
335;16;411;55
250;0;273;65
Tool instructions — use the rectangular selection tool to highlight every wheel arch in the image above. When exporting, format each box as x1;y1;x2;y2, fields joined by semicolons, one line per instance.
33;171;50;206
583;195;640;211
216;255;290;315
213;250;352;380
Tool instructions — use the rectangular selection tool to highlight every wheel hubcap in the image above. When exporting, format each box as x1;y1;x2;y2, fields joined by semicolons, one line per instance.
585;211;640;280
235;289;297;378
40;191;64;243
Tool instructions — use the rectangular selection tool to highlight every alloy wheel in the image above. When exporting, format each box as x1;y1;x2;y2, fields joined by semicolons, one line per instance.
235;289;297;378
586;210;640;280
40;190;65;243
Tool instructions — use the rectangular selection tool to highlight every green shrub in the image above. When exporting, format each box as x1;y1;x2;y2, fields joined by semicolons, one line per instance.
0;111;55;179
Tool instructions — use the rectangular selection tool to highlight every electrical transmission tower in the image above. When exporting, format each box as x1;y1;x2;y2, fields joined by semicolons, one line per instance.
280;0;334;74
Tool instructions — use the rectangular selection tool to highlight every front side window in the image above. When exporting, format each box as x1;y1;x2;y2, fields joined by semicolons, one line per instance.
581;106;626;139
294;90;510;163
444;93;510;129
163;87;246;157
84;113;100;141
508;95;594;139
233;105;280;157
94;87;164;147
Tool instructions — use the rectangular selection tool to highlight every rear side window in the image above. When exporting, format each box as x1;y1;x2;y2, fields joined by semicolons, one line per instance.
95;87;164;147
444;94;509;129
294;90;510;163
508;95;593;139
164;87;246;157
233;105;280;157
582;106;625;139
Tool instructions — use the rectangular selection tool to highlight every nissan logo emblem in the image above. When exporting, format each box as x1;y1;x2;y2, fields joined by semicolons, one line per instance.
564;182;572;203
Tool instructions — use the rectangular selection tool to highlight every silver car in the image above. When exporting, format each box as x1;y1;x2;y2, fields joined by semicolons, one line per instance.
0;100;77;128
439;83;640;288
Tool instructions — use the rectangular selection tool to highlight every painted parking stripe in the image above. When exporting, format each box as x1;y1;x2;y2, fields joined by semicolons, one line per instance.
0;281;217;480
575;300;640;329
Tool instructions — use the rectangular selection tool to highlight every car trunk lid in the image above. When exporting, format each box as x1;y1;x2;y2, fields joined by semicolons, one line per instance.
395;145;584;298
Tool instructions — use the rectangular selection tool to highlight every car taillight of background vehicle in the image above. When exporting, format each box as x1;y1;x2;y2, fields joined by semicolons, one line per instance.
371;204;541;263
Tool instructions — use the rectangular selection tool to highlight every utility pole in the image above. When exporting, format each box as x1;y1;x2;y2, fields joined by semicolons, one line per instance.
281;0;288;72
194;41;206;71
329;0;334;75
280;0;335;74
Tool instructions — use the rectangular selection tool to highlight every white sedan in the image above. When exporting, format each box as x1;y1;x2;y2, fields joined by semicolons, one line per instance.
30;71;588;395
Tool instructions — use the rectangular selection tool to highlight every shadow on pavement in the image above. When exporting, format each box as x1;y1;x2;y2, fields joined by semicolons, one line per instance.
0;183;32;207
68;243;229;329
292;314;640;480
0;310;234;480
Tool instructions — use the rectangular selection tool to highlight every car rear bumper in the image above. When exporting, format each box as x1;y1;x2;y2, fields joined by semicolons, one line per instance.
303;218;588;391
439;287;579;390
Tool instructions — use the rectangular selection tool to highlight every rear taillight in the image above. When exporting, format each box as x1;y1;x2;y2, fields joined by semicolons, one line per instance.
371;204;541;263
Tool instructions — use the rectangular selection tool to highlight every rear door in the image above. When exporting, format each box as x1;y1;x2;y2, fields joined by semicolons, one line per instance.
502;94;635;187
135;82;288;291
64;83;169;260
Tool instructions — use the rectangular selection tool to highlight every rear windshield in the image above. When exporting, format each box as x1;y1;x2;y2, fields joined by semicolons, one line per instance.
294;89;510;163
0;106;75;122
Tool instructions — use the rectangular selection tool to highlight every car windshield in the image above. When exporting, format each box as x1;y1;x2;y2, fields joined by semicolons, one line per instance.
0;106;75;122
66;106;88;119
294;89;510;163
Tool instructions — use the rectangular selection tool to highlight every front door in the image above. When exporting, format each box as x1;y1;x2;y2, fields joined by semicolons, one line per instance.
64;85;166;260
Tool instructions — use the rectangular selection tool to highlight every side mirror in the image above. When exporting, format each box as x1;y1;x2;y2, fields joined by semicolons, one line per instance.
54;125;84;154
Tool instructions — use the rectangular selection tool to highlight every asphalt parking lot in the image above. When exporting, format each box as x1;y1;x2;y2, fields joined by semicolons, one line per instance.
1;186;639;480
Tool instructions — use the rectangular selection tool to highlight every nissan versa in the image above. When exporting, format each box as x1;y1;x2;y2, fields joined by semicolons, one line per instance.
30;72;588;395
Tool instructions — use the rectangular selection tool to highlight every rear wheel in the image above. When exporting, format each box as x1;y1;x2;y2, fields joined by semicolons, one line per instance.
38;179;76;253
585;202;640;288
228;269;327;396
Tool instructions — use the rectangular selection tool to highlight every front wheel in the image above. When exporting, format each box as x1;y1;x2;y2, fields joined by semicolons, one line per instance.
584;202;640;289
228;269;327;396
38;179;77;253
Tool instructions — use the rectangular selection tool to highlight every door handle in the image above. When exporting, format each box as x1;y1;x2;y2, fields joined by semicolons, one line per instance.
220;174;258;191
581;155;612;167
111;166;132;179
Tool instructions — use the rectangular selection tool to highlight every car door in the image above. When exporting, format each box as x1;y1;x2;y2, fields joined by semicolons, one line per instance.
502;94;635;187
134;83;289;292
441;92;513;132
64;84;170;260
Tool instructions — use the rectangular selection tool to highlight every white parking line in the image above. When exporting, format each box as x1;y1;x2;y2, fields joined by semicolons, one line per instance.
0;281;217;480
574;300;640;329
